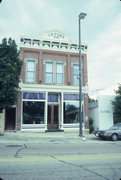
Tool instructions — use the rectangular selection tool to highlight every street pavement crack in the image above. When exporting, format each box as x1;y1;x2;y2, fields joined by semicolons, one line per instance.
49;155;110;180
108;163;119;180
14;144;27;158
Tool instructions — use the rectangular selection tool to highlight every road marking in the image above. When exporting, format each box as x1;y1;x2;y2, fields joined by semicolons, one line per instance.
0;154;121;162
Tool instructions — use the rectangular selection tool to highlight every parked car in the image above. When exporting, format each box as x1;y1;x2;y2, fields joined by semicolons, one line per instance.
94;123;121;141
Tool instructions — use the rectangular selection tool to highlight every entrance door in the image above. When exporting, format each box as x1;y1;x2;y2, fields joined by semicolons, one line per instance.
5;108;16;130
47;105;59;129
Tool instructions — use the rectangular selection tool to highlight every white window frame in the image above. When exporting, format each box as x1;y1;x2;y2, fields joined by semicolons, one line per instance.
25;58;37;83
44;60;65;85
56;63;64;84
45;62;54;84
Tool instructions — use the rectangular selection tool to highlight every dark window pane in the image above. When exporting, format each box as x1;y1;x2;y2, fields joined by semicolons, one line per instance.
64;102;79;124
23;101;45;124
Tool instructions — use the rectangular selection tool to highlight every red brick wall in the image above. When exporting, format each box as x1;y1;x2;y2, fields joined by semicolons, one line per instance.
18;47;88;129
19;47;88;87
16;92;22;130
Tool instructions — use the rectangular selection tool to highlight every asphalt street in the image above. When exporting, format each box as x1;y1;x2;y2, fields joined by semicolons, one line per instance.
0;131;121;180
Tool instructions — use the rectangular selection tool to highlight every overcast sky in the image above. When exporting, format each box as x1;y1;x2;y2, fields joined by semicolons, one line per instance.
0;0;121;96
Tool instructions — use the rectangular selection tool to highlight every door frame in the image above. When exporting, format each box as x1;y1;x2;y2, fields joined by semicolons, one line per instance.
47;104;59;129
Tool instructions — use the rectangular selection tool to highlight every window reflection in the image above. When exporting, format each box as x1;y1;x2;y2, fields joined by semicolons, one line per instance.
23;101;45;124
73;65;79;86
46;62;53;83
56;63;64;84
64;102;79;123
26;60;35;83
45;62;64;84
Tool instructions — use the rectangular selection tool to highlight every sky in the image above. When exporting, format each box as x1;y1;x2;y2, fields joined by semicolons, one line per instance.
0;0;121;96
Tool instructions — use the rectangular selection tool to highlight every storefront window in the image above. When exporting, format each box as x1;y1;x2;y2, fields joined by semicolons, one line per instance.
23;101;45;124
64;102;79;123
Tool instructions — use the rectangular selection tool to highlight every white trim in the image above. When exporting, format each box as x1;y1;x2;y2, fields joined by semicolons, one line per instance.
24;57;38;62
22;99;45;102
20;89;80;130
45;92;48;129
20;44;88;54
43;59;66;66
20;29;88;54
71;62;79;66
25;59;37;83
62;123;79;128
61;92;64;128
20;91;23;131
20;83;79;93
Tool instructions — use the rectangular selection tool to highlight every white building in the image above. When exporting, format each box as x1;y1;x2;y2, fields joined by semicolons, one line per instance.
89;87;116;130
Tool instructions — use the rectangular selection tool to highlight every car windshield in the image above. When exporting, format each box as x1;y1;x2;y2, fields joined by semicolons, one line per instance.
109;126;119;130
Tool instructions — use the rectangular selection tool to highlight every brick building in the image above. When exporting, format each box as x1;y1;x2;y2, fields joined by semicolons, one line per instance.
5;30;88;132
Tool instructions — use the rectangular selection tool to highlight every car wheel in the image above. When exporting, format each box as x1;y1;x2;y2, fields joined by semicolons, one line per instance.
111;134;118;141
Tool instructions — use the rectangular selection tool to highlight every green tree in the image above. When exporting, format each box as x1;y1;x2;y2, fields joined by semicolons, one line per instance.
0;38;22;112
112;84;121;122
88;97;97;103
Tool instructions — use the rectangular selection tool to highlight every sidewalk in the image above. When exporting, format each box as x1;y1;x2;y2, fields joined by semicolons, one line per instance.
0;130;98;144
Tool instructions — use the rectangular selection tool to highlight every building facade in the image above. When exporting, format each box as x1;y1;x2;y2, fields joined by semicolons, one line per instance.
11;30;88;131
89;88;116;131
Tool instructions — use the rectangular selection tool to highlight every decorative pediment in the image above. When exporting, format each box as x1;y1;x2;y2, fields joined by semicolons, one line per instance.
20;30;88;53
41;30;70;42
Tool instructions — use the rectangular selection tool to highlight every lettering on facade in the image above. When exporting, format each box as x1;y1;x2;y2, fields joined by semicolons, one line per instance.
48;32;64;39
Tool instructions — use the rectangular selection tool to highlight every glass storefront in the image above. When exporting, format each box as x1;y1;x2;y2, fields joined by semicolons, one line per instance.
22;92;79;128
23;101;45;124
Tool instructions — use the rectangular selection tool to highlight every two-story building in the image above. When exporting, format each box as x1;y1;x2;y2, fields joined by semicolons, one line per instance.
5;30;88;132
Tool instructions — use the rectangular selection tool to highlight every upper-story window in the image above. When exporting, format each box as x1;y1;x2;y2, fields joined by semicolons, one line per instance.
56;63;64;84
26;60;35;83
46;62;53;84
45;61;64;84
73;64;79;86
